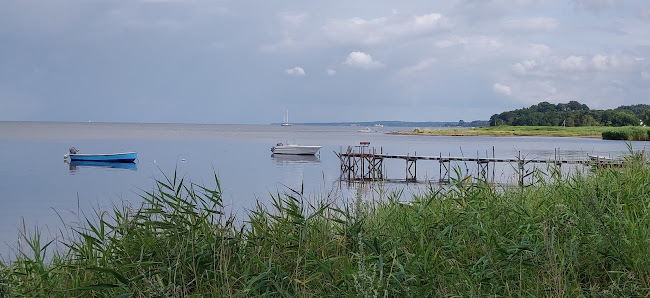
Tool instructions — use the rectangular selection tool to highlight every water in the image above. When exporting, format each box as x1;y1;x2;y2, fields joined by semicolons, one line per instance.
1;121;647;258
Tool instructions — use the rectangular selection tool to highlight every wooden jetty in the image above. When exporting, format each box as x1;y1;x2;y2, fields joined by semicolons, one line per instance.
335;142;623;186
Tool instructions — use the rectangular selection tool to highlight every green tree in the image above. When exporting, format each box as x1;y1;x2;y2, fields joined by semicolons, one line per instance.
581;114;598;126
605;111;639;127
642;109;650;126
565;117;575;127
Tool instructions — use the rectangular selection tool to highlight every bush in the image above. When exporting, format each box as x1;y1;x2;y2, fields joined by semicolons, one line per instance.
602;127;650;141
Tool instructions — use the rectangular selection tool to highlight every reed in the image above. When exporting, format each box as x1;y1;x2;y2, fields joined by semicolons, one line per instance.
602;126;650;141
405;125;608;137
2;152;650;296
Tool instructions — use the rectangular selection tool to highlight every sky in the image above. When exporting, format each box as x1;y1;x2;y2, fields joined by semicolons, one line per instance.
1;0;649;124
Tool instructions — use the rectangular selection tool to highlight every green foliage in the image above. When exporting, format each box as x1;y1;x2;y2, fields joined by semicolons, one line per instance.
410;125;608;137
3;158;650;296
615;104;650;118
490;101;644;127
641;109;650;126
602;127;650;141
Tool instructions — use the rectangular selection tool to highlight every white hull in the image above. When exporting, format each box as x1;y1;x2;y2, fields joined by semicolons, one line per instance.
271;145;321;155
588;154;613;161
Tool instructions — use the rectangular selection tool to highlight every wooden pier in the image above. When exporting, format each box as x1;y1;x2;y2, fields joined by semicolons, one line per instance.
335;142;622;186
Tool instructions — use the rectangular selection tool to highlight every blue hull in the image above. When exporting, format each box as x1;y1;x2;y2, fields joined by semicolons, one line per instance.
69;152;137;163
70;160;137;170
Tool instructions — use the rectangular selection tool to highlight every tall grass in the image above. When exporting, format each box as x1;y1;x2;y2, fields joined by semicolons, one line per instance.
602;126;650;141
2;154;650;296
408;126;608;137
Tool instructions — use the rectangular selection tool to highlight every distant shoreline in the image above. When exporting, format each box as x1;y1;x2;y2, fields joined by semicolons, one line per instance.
387;126;609;139
388;131;603;138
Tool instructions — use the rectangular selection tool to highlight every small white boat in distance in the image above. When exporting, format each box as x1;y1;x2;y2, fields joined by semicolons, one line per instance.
271;143;321;155
588;154;613;161
358;127;372;133
281;110;292;126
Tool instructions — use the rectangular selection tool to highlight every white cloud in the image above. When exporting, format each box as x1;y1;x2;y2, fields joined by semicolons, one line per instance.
413;13;444;29
344;52;384;70
280;12;308;27
512;59;538;75
327;69;336;76
642;72;650;80
527;44;552;57
322;17;389;45
493;83;512;96
640;8;650;21
572;0;622;12
437;35;501;50
322;13;448;45
560;55;587;71
502;17;559;31
285;66;305;76
261;33;305;53
591;54;640;71
398;58;437;76
513;53;642;77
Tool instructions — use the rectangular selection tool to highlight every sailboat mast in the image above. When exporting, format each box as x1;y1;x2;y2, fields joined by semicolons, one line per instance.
281;110;292;126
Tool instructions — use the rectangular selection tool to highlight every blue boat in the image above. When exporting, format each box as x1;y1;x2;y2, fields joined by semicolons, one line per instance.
67;152;137;163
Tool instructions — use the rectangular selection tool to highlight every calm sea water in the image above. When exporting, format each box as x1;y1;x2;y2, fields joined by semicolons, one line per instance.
1;121;648;258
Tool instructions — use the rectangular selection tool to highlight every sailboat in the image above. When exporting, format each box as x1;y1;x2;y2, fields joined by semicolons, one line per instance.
281;110;292;126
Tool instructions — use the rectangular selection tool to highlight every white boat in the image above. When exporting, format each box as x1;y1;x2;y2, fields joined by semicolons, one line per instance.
374;124;384;127
358;127;372;133
281;110;292;126
271;143;321;155
588;154;613;161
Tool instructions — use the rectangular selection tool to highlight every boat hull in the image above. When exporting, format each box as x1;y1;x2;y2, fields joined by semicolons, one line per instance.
271;145;321;155
69;152;137;162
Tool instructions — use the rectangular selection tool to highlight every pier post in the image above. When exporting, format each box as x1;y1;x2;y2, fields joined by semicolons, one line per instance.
517;151;524;187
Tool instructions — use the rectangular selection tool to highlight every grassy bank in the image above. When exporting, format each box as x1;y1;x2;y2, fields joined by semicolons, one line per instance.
2;156;650;296
602;126;650;141
398;125;621;138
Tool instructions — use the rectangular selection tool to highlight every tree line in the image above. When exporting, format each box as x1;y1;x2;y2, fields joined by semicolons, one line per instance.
490;101;650;127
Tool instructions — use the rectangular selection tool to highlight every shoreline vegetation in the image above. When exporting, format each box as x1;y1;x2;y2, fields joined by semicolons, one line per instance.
392;125;650;141
2;151;650;296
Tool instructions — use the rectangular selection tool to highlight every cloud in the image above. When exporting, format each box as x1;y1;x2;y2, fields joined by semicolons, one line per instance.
327;69;336;76
344;52;383;70
502;17;559;31
526;44;552;57
560;55;587;71
493;83;512;96
572;0;622;12
512;59;538;75
640;8;650;22
413;13;444;29
518;53;642;75
285;66;305;76
642;72;650;80
436;35;502;51
398;58;437;76
280;12;308;27
322;13;448;45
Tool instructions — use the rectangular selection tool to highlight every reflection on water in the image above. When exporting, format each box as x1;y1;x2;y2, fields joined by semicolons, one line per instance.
271;154;320;164
66;160;138;172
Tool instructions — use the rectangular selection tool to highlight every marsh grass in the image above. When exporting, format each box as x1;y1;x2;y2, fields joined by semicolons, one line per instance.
409;125;614;138
2;153;650;296
602;127;650;141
